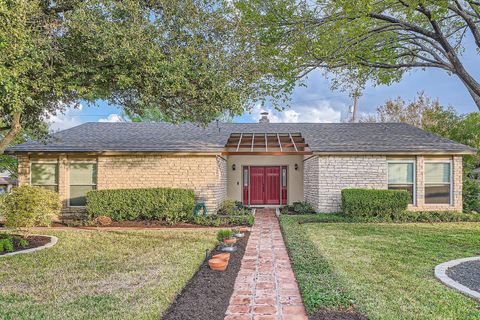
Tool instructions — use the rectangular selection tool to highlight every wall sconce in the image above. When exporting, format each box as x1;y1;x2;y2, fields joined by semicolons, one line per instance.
294;163;298;171
232;164;236;171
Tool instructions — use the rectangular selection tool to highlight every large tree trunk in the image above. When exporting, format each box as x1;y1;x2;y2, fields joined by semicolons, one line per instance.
465;84;480;111
0;113;22;154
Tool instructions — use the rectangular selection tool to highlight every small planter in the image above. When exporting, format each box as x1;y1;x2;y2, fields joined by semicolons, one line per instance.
239;227;248;233
213;252;231;261
208;258;228;271
224;238;237;245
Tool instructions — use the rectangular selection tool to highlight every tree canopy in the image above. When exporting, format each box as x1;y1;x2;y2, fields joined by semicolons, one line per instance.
0;0;282;153
235;0;480;110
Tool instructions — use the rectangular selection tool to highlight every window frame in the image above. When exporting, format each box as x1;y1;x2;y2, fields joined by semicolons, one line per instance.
424;160;452;205
30;160;59;192
387;160;416;205
68;161;97;208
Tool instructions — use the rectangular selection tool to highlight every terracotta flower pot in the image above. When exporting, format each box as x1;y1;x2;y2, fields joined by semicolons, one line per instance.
239;227;248;233
208;258;228;271
224;238;237;245
213;252;230;261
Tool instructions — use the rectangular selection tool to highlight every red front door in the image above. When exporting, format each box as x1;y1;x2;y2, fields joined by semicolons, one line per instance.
248;166;281;205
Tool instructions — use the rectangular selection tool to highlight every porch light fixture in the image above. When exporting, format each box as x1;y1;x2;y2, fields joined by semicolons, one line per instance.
294;163;298;171
232;164;236;171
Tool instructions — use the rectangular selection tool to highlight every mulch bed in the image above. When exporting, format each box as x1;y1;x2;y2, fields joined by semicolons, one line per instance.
446;260;480;293
310;309;368;320
0;235;51;255
162;232;250;320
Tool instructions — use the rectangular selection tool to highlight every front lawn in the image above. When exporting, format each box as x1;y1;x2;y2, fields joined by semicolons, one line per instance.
281;215;480;319
0;229;217;320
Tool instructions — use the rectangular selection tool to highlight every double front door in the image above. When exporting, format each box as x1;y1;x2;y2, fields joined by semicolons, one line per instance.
243;166;287;205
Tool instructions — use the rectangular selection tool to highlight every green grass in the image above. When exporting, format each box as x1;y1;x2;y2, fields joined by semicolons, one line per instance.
0;229;217;320
280;215;480;320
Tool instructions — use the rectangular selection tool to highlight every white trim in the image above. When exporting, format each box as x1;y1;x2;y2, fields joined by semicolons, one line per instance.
435;256;480;301
424;160;453;206
387;160;416;206
0;235;58;257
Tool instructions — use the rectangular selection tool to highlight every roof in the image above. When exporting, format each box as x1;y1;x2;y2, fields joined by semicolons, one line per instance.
6;122;476;154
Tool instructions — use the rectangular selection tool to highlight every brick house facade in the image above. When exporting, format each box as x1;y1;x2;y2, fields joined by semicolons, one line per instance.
9;120;474;218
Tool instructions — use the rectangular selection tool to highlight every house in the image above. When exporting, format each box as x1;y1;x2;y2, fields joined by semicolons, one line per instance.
6;114;475;218
0;171;15;194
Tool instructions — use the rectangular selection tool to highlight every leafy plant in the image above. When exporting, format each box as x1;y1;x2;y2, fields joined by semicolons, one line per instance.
3;185;61;237
0;237;14;253
218;199;237;215
217;230;234;243
19;238;29;248
191;215;254;227
341;188;410;220
86;188;195;225
293;202;316;214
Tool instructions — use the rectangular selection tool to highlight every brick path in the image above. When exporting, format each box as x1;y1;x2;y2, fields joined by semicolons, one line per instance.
225;208;308;320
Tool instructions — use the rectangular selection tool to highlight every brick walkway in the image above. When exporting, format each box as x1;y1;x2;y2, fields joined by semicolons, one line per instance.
225;208;308;320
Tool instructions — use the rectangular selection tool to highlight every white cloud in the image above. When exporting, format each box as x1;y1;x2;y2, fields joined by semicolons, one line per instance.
48;104;84;132
250;100;344;123
98;114;124;123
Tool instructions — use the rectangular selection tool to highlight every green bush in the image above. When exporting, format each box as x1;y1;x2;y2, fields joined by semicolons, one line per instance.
217;229;233;242
341;188;410;220
218;199;237;215
86;188;195;224
463;177;480;213
191;214;254;227
0;236;14;253
293;201;316;214
3;185;61;235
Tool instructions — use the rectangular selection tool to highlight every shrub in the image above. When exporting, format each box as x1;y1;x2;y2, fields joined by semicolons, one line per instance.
94;215;112;226
341;188;410;220
0;237;14;253
293;201;316;214
218;199;237;215
191;215;255;227
86;188;195;224
3;185;61;236
463;177;480;213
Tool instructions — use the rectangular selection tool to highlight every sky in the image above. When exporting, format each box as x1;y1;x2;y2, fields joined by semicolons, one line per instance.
49;38;479;131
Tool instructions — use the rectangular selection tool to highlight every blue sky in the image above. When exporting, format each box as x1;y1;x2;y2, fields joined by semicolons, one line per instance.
49;39;479;130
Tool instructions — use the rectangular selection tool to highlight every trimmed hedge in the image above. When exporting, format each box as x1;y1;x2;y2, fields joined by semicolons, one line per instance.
341;188;410;220
86;188;195;224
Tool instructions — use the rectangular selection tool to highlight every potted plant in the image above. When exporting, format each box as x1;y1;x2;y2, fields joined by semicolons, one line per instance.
232;228;244;238
217;230;237;252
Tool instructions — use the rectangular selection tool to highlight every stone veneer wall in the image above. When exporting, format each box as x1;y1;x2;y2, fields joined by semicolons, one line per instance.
304;155;463;213
17;154;228;219
304;155;388;212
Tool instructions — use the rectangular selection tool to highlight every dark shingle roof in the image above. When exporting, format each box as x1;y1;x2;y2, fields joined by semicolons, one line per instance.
6;122;475;154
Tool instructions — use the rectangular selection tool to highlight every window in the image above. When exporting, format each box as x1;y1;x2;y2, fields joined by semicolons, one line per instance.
282;167;287;187
69;162;97;206
388;161;415;204
425;162;451;204
243;167;249;187
31;162;58;192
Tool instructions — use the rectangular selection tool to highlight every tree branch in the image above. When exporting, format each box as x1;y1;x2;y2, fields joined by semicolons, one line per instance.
449;1;480;48
0;113;22;154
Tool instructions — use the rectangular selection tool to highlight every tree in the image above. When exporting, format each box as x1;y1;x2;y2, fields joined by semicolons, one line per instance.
235;0;480;110
0;0;280;154
363;94;480;212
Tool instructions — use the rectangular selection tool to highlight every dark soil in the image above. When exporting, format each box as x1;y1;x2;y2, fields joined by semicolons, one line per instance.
0;235;51;255
446;260;480;292
162;232;249;320
310;309;368;320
